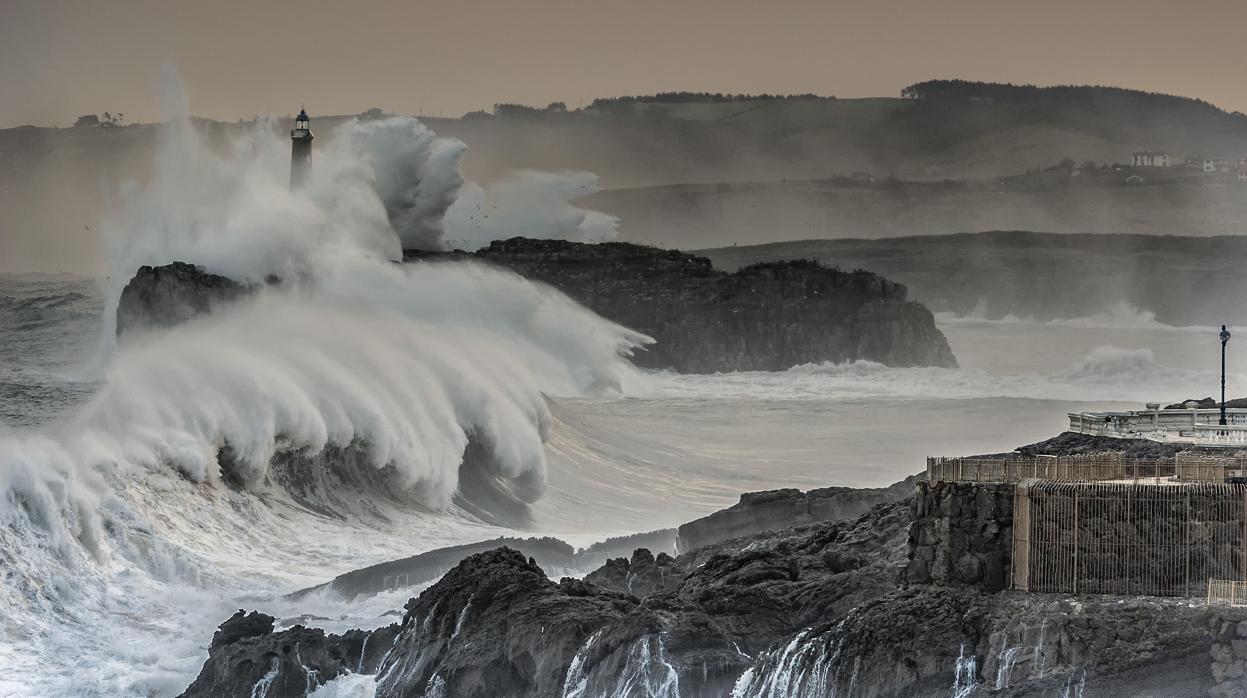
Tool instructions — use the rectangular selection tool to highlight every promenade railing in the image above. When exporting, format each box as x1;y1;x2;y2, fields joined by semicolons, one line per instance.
927;453;1247;485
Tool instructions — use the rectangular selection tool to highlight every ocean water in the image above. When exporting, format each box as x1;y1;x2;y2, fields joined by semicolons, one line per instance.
1;269;1228;696
3;95;1239;695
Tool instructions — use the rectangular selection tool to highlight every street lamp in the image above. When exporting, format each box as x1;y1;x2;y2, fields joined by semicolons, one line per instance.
1221;324;1232;426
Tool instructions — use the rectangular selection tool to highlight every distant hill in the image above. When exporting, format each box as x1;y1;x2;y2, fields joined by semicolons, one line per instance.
9;80;1247;270
697;231;1247;327
582;171;1247;250
426;80;1247;186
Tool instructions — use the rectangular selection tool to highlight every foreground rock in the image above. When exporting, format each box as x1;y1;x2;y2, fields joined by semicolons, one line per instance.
115;237;957;372
179;611;397;698
182;495;911;697
375;549;637;697
184;474;1247;697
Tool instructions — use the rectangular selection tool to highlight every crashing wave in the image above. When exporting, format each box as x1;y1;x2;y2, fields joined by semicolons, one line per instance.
0;69;645;696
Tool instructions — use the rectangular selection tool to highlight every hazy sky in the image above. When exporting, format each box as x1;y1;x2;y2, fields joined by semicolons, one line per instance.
6;0;1247;127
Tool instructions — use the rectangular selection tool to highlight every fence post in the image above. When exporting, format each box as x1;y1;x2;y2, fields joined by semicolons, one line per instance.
1185;489;1192;597
1073;491;1079;594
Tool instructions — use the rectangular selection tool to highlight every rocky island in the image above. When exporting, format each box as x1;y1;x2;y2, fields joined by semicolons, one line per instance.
117;237;957;372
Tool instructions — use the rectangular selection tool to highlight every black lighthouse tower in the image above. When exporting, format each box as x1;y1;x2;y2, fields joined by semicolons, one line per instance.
290;108;313;189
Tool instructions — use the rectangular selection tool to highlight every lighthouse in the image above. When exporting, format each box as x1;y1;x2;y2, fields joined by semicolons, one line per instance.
290;107;313;189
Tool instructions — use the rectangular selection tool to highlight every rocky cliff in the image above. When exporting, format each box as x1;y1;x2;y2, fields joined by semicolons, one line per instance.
675;475;920;551
456;238;957;372
118;239;956;371
181;473;1247;697
180;497;911;697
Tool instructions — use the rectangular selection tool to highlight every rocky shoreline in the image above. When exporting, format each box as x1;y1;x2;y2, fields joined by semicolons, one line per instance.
179;429;1247;697
117;237;957;372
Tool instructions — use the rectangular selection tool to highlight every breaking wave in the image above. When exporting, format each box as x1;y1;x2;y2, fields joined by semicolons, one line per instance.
650;345;1224;404
936;301;1227;333
0;70;647;695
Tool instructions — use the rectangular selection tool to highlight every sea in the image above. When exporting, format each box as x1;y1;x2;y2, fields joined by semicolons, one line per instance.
0;269;1236;696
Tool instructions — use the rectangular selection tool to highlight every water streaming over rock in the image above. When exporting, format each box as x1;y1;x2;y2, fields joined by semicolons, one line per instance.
951;642;978;697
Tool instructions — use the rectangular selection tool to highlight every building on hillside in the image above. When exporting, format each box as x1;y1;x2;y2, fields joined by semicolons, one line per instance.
1204;157;1233;173
1132;151;1170;167
1238;168;1247;183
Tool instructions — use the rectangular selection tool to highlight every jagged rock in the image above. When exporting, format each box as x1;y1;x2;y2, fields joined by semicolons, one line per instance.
583;548;686;597
731;585;1247;697
116;239;957;372
374;548;637;698
462;238;958;372
115;261;250;335
179;610;398;698
676;475;919;551
571;528;678;571
185;469;1247;696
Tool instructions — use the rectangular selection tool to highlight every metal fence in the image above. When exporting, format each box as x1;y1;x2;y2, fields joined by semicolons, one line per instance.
1208;579;1247;606
928;453;1247;485
1012;480;1247;597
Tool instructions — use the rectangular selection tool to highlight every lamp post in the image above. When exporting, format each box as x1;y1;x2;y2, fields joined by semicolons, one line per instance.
1221;324;1232;426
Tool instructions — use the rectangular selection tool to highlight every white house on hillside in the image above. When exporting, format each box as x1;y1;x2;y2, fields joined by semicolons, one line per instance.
1132;151;1170;167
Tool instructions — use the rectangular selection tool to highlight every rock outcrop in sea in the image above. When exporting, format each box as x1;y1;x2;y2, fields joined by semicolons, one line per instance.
461;238;958;372
115;261;253;335
116;237;957;372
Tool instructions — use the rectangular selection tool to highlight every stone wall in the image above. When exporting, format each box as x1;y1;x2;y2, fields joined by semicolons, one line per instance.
905;481;1013;591
1210;611;1247;697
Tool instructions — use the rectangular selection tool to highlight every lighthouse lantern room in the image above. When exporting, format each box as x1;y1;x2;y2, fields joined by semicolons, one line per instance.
290;107;313;189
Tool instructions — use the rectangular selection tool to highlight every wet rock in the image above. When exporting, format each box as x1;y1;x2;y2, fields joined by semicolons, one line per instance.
117;238;957;372
180;610;398;698
583;548;686;597
116;262;251;335
570;528;678;571
374;547;637;698
417;237;959;372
